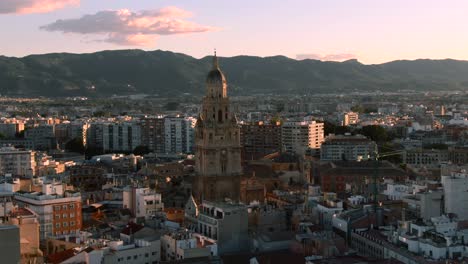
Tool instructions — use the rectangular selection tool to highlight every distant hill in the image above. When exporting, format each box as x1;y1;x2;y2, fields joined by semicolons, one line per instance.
0;49;468;97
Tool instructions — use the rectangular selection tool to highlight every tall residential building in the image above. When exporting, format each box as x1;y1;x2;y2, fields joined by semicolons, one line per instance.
240;121;282;160
140;116;165;153
14;191;82;240
320;134;377;161
70;121;90;147
441;170;468;220
281;121;324;155
24;124;57;150
0;146;36;177
164;116;196;154
193;53;242;202
0;122;24;138
87;122;141;152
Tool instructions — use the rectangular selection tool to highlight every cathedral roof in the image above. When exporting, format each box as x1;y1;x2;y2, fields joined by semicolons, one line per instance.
206;51;226;84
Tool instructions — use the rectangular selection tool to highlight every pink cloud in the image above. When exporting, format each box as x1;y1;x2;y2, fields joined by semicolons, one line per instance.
0;0;79;14
40;6;218;46
296;53;357;62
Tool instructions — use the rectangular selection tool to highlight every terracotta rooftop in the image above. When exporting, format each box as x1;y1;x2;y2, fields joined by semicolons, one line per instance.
9;207;35;217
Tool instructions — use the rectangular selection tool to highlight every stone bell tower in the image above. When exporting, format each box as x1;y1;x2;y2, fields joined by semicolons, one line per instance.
193;52;242;202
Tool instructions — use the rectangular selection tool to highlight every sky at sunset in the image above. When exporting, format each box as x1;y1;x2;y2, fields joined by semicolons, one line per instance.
1;0;467;64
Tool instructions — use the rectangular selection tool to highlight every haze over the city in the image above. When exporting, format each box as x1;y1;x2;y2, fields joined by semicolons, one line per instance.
1;0;468;63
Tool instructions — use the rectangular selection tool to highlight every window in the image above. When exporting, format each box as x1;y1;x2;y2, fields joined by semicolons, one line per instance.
152;252;156;256
62;205;67;210
69;204;75;209
134;255;137;260
63;214;68;218
70;221;75;226
55;214;60;219
55;223;60;228
70;213;75;218
145;253;149;258
63;222;68;227
127;256;131;260
54;206;60;211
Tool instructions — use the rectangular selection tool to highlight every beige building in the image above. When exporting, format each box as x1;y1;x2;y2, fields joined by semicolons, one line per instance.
123;187;163;219
193;53;242;202
8;208;43;263
342;111;359;126
281;121;324;155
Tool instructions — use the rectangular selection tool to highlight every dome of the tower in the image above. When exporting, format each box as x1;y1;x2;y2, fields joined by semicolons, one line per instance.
206;68;226;83
206;52;226;84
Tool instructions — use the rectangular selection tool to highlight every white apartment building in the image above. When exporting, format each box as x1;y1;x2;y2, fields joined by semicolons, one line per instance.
164;116;196;154
320;134;377;161
123;187;163;219
0;146;36;177
441;170;468;220
88;122;141;152
281;121;324;155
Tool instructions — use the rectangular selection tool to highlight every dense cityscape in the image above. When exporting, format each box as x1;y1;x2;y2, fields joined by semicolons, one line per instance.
0;53;467;264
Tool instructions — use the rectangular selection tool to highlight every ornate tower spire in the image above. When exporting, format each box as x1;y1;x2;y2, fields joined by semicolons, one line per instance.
194;50;242;202
213;49;219;69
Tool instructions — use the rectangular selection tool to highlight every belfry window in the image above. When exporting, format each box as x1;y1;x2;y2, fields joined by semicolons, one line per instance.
218;110;223;123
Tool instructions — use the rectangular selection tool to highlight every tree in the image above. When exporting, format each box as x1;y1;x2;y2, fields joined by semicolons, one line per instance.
65;137;85;154
360;125;388;142
133;145;151;156
351;105;365;114
270;115;283;125
323;121;352;136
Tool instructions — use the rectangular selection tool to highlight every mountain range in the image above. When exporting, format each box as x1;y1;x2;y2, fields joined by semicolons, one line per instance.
1;49;468;97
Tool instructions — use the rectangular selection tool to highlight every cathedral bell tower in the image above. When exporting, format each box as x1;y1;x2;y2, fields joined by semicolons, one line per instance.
193;52;242;202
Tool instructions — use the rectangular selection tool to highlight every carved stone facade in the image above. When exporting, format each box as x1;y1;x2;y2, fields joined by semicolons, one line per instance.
193;53;242;202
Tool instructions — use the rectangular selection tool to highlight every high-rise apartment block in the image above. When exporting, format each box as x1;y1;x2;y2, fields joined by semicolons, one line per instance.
281;121;324;155
87;122;141;153
140;116;165;153
164;116;196;154
0;146;36;177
